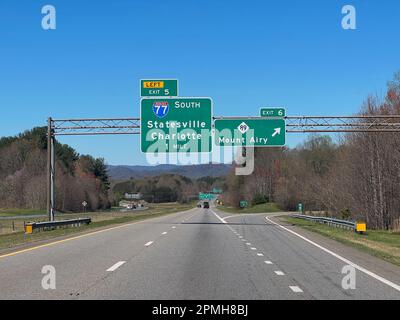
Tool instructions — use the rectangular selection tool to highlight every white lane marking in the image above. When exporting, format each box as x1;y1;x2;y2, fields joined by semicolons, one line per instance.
107;261;126;272
239;236;243;239
0;206;199;261
246;243;251;246
223;213;270;221
210;209;227;224
265;261;273;265
172;226;176;229
145;241;154;247
257;253;264;257
241;239;247;242
162;232;167;235
275;271;285;276
251;247;257;250
289;286;303;293
265;216;400;292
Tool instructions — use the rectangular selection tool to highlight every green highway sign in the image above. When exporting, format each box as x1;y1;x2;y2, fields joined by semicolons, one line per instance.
260;108;286;117
140;79;178;97
214;118;286;147
212;188;222;194
199;193;214;200
240;200;248;208
297;203;303;212
141;97;213;153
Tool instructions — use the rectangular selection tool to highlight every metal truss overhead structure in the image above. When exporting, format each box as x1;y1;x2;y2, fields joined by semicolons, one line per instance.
285;115;400;133
52;118;141;136
50;115;400;136
46;115;400;222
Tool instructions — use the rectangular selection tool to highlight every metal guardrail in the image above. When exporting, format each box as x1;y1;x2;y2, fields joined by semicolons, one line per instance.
25;218;91;233
291;214;356;231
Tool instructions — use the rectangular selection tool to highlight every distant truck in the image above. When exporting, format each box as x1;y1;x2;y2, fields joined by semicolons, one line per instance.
203;201;210;209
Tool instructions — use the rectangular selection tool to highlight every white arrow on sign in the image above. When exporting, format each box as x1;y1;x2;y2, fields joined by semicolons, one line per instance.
272;128;281;137
82;201;88;207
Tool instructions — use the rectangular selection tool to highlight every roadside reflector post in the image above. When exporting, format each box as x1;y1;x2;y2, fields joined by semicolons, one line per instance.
356;222;367;234
25;224;33;234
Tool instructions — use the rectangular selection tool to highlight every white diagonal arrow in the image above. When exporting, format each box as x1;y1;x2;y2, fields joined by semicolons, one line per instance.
272;127;281;137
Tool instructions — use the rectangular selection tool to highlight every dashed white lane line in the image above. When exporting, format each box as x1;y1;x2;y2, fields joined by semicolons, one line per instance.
210;209;288;282
145;241;154;247
172;226;176;229
289;286;303;293
107;261;126;272
162;232;167;235
265;216;400;292
0;207;199;261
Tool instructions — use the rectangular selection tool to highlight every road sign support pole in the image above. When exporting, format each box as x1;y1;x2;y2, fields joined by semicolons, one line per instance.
47;118;55;222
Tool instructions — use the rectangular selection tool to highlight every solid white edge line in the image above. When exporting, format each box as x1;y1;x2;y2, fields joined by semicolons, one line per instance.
210;209;227;224
265;216;400;292
107;261;126;272
145;241;154;247
223;213;267;220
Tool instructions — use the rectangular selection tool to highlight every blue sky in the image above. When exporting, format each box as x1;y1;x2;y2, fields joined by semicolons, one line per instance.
1;0;399;165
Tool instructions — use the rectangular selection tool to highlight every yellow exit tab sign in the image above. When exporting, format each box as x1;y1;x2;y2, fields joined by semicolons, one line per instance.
143;81;164;89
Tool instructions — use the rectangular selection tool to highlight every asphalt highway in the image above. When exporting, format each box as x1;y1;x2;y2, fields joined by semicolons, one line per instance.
0;205;399;300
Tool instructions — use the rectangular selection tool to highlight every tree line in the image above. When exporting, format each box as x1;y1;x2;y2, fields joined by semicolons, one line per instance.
0;127;110;212
223;72;400;230
113;174;224;204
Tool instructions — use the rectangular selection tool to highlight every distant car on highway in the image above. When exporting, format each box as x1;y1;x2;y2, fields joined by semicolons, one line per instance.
203;201;210;209
197;203;202;208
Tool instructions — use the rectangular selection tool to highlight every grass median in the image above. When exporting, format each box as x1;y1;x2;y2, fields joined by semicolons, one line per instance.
216;203;281;214
0;202;194;252
283;216;400;267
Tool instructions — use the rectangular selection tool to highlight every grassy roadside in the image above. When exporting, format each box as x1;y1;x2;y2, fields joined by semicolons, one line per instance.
0;202;194;252
0;209;46;217
283;216;400;267
216;203;281;214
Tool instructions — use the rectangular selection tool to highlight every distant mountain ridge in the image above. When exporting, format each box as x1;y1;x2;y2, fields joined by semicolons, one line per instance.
107;164;231;180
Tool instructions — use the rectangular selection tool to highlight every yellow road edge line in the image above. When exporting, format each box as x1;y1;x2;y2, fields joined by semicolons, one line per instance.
0;207;197;260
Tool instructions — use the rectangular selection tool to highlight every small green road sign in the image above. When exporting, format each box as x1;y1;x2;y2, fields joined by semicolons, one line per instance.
214;118;286;147
260;108;286;118
240;200;248;208
297;203;303;212
140;79;178;97
212;188;222;194
141;97;213;153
